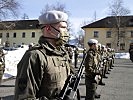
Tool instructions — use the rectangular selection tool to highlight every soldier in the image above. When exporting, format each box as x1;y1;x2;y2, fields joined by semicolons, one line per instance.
83;48;86;58
129;43;133;62
14;10;74;100
101;45;108;78
107;48;112;71
112;49;115;65
0;48;5;84
84;39;101;100
74;47;79;68
97;43;105;86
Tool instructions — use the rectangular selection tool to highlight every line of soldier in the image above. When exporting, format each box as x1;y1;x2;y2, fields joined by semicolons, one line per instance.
84;38;115;100
64;45;79;68
64;39;115;100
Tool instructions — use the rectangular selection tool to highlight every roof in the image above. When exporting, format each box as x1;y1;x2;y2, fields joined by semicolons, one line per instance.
0;19;39;30
82;16;133;28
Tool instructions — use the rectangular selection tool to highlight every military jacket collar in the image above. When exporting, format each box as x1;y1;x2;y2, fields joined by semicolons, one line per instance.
38;36;66;56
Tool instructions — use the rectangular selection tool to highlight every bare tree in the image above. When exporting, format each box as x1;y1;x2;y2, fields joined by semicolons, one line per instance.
41;2;70;15
0;0;21;20
108;0;130;50
21;13;29;20
0;0;21;32
0;0;21;46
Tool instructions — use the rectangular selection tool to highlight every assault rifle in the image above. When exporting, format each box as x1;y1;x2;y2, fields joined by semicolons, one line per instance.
57;53;87;100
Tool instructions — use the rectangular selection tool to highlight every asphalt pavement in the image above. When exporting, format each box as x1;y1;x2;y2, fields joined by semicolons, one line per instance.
0;58;133;100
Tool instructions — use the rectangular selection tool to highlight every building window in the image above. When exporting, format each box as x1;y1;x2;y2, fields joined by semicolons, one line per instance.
31;32;35;38
106;31;111;38
94;31;99;38
6;33;9;38
131;31;133;37
119;31;125;38
22;32;26;38
13;32;16;38
106;43;111;48
0;33;2;38
120;43;125;50
13;43;16;47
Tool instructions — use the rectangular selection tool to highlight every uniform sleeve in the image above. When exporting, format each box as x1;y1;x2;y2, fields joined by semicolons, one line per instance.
84;51;95;74
14;50;46;100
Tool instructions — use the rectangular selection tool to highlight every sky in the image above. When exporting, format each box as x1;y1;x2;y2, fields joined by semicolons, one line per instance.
17;0;133;33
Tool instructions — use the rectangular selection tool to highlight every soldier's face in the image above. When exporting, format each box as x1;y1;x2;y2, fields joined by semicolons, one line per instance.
95;44;98;51
50;22;69;45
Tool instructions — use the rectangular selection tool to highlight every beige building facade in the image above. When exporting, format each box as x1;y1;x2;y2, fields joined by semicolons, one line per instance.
0;20;42;47
82;16;133;52
0;29;42;47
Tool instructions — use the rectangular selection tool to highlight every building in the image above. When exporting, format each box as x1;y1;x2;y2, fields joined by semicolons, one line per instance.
82;16;133;52
0;19;41;47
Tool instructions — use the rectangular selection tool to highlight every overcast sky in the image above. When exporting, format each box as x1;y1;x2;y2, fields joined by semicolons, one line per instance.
17;0;133;32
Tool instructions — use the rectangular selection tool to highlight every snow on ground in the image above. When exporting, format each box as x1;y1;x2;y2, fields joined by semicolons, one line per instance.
2;46;130;79
2;45;28;79
115;52;130;59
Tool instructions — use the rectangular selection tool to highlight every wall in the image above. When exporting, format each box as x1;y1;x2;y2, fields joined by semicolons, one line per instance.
0;29;42;47
83;27;133;52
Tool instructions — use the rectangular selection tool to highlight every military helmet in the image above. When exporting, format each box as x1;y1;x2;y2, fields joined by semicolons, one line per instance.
88;39;98;44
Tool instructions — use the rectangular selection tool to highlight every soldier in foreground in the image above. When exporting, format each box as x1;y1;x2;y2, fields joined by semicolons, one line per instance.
14;10;74;100
84;39;101;100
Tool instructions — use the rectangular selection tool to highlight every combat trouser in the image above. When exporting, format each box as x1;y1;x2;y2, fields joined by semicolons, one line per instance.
85;75;97;100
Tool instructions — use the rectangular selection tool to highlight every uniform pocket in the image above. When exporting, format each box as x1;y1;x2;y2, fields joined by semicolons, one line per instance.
49;72;61;83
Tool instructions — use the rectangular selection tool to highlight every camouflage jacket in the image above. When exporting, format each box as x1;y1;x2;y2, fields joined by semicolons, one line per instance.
14;36;73;100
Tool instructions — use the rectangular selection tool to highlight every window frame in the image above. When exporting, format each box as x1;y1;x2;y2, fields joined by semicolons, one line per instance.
31;32;35;38
120;43;125;50
13;32;16;38
22;32;26;38
106;43;111;48
131;31;133;37
93;31;99;38
6;33;9;38
106;31;111;38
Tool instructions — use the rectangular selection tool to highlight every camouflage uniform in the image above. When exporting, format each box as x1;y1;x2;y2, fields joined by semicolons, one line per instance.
96;50;105;85
129;44;133;62
14;36;73;100
85;49;100;100
107;48;112;72
74;48;79;68
101;48;108;78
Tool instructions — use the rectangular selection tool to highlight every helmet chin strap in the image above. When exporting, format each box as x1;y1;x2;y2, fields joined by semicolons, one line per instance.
43;26;60;40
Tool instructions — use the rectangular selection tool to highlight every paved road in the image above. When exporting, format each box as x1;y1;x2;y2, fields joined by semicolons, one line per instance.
0;59;133;100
